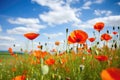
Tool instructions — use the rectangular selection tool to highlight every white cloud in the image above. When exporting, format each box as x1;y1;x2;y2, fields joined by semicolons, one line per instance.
7;17;46;34
0;25;2;32
0;36;15;41
82;1;92;9
8;17;39;24
94;0;104;4
75;15;120;28
43;32;64;38
7;26;40;34
94;9;112;16
32;0;81;25
117;2;120;6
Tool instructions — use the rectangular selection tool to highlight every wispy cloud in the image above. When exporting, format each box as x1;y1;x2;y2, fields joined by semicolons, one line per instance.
43;32;64;38
32;0;81;25
82;1;92;9
0;25;2;32
76;15;120;28
0;36;15;41
117;2;120;6
94;0;104;4
94;9;112;16
7;17;46;34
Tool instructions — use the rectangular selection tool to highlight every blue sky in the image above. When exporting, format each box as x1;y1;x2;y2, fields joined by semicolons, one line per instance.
0;0;120;51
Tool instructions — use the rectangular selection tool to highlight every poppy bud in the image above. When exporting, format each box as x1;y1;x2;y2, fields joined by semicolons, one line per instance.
97;42;99;45
118;26;120;29
107;30;109;33
66;28;68;33
113;26;115;30
114;43;117;49
45;43;47;46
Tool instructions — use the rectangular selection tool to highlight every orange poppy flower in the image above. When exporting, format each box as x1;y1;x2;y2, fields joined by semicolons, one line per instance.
95;55;108;61
101;68;120;80
88;37;96;42
94;22;104;32
24;32;39;40
33;50;47;59
8;47;15;56
45;58;55;66
68;30;88;44
112;31;118;35
101;33;112;41
12;75;26;80
55;41;60;46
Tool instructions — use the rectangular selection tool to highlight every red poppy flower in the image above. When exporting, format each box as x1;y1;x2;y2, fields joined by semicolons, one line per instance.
95;55;108;61
101;68;120;80
101;33;112;41
88;37;96;42
68;30;88;44
112;31;118;35
94;22;104;32
45;58;55;66
24;32;39;40
12;75;26;80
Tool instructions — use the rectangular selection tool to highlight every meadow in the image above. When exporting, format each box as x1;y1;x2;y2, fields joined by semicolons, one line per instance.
0;22;120;80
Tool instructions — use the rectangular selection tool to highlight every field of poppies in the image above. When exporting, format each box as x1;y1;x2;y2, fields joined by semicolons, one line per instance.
0;22;120;80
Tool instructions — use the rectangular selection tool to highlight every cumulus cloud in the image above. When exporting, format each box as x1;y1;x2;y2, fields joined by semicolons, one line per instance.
43;32;64;38
76;15;120;28
7;17;46;34
0;36;15;41
94;9;112;16
32;0;81;25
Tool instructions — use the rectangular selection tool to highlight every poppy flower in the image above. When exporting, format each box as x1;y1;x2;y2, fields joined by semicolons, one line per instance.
33;50;47;59
88;37;96;42
94;22;104;32
8;47;15;56
95;55;108;61
12;75;26;80
45;58;55;66
24;32;39;40
55;41;60;46
112;31;118;35
101;33;112;41
68;30;88;44
101;68;120;80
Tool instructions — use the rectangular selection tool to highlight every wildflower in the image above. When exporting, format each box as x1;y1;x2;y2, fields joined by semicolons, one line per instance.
101;33;112;41
41;65;49;75
88;37;96;42
33;50;47;59
24;32;39;40
12;75;26;80
94;22;104;32
95;55;108;62
45;58;55;66
80;64;85;71
8;47;16;56
112;31;118;35
68;30;88;44
55;41;60;46
101;68;120;80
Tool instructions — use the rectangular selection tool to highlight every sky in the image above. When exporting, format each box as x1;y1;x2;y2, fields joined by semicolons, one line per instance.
0;0;120;52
